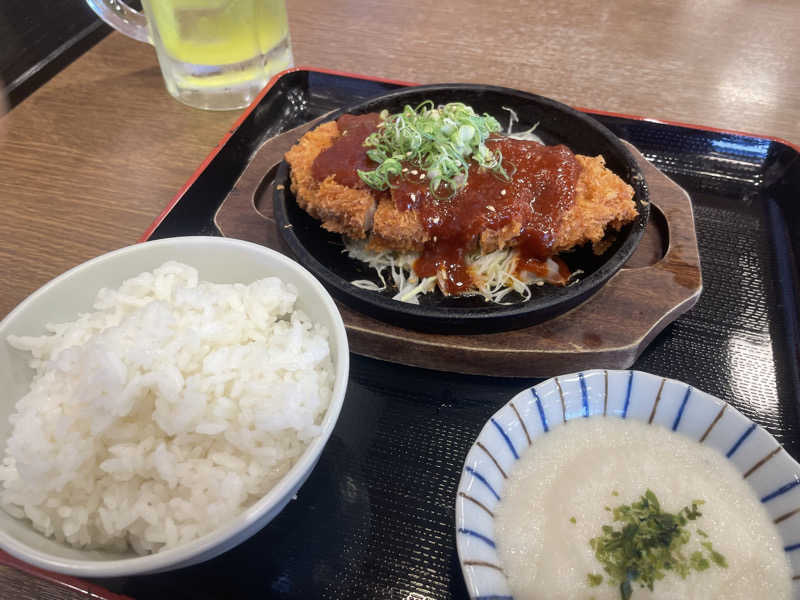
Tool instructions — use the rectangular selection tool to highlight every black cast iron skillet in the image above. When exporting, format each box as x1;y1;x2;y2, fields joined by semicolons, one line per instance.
273;84;649;334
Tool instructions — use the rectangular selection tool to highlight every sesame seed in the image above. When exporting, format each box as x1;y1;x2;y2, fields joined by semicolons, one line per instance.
420;173;426;179
501;189;507;196
410;169;418;175
402;168;408;173
487;205;496;212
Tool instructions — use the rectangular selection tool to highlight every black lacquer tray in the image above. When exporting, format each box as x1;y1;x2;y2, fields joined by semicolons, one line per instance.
81;68;800;599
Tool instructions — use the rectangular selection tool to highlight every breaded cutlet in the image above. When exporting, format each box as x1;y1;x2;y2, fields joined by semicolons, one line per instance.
285;122;636;254
554;154;638;254
284;121;377;239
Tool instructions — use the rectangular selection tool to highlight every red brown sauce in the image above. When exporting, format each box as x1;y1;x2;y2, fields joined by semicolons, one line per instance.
311;113;382;188
310;115;582;294
395;137;581;293
517;255;572;285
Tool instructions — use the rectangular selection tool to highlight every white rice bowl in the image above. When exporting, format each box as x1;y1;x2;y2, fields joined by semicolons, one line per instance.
0;237;349;576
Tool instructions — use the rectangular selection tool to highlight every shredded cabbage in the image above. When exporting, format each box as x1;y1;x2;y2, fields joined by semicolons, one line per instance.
502;105;544;143
344;239;563;305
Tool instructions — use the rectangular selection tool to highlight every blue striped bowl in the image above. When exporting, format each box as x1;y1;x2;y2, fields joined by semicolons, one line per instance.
455;369;800;599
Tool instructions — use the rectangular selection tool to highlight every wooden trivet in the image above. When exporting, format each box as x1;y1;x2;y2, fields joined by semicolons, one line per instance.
215;118;701;377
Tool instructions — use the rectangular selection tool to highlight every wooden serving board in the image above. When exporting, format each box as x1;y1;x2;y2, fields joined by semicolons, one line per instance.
215;117;701;377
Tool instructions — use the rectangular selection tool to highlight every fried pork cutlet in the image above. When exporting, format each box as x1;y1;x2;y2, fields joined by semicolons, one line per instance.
284;120;377;239
285;111;638;295
287;120;636;253
554;154;638;254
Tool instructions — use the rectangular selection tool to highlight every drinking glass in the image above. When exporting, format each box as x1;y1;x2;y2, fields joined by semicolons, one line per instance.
86;0;294;110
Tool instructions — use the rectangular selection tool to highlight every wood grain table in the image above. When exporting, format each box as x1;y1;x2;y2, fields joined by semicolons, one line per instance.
1;1;799;598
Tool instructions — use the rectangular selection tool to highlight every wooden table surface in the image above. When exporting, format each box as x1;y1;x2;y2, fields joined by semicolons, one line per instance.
0;0;798;597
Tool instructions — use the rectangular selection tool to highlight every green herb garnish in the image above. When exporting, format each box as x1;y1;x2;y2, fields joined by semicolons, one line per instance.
587;573;604;587
689;551;710;571
588;490;727;599
357;101;509;198
701;541;728;568
570;516;577;524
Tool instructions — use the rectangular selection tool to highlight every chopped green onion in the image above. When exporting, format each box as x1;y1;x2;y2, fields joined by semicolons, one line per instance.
357;101;508;198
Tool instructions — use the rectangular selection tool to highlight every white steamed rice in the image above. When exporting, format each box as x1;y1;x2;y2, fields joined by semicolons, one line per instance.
0;261;333;554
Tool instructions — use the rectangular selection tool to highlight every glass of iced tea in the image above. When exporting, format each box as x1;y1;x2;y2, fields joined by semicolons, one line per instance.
86;0;294;110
